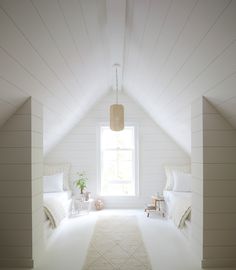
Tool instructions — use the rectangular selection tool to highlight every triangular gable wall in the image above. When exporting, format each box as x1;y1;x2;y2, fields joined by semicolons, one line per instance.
45;91;190;208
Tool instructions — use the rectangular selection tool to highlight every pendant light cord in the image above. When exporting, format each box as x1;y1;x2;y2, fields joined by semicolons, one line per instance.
115;66;118;104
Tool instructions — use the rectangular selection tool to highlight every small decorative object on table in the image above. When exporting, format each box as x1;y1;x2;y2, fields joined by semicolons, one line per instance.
84;191;91;201
70;171;94;217
74;171;88;195
145;194;165;217
71;197;94;217
95;199;104;210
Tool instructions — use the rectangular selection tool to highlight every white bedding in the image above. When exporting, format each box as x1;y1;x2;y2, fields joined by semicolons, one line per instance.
44;197;65;228
44;191;72;214
43;191;72;229
163;190;191;228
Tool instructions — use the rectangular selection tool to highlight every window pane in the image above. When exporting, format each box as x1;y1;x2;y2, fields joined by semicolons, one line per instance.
116;128;134;149
102;150;133;181
101;182;133;196
117;160;133;180
101;128;117;149
101;127;134;149
100;126;136;196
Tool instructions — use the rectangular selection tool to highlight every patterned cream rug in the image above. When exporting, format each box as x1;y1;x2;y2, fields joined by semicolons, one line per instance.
83;215;152;270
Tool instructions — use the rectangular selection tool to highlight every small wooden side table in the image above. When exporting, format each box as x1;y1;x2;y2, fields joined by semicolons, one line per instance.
145;195;165;217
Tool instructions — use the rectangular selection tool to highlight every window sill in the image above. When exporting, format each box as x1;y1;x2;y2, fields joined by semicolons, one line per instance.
99;194;137;197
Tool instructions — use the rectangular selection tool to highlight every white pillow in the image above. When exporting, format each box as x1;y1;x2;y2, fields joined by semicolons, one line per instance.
164;165;190;190
44;163;71;190
43;173;64;193
172;171;192;192
164;167;175;190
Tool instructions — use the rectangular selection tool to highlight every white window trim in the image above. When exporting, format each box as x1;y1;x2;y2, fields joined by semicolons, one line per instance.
97;122;139;197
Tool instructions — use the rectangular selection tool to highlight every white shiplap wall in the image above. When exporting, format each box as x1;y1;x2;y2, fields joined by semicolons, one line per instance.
124;0;236;154
191;97;236;268
0;98;43;268
0;1;236;155
45;92;189;208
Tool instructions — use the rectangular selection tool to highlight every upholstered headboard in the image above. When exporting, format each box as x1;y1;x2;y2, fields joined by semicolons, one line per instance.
44;163;71;190
164;164;191;191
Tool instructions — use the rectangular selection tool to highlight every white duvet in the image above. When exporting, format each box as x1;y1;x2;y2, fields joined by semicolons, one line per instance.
43;191;72;228
163;191;191;228
43;196;66;228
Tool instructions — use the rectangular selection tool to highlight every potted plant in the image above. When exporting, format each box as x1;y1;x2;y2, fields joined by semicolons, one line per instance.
74;171;87;194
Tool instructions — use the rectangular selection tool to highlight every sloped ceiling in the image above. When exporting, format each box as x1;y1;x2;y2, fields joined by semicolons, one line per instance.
0;0;236;154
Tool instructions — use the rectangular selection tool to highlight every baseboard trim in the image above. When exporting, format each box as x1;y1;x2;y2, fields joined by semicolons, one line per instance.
202;258;236;268
0;258;34;268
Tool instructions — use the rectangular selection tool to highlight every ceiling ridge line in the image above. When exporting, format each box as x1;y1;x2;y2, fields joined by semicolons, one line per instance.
156;39;236;113
30;0;87;100
124;0;173;96
0;3;80;108
128;0;152;87
153;0;233;106
158;71;236;122
0;75;68;121
125;0;173;86
122;0;135;84
0;44;75;115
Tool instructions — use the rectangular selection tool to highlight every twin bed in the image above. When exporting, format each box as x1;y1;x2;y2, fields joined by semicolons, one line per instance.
162;165;192;237
42;163;192;239
43;163;73;237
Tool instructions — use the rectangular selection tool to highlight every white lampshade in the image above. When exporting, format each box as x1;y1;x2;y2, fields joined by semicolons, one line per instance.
110;104;124;131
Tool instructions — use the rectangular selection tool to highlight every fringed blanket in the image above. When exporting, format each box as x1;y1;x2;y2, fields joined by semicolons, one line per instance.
172;195;191;229
43;197;65;228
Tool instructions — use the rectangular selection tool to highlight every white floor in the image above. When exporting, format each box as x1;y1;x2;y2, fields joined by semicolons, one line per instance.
12;209;236;270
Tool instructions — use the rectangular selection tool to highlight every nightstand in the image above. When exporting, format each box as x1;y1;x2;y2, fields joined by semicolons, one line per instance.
145;195;165;217
70;196;94;217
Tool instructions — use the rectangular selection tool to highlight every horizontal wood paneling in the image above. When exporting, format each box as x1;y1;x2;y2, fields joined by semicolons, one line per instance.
191;97;236;267
46;92;189;208
0;98;43;268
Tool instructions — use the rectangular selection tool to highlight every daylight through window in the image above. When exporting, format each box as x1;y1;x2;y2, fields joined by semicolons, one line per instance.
100;126;136;196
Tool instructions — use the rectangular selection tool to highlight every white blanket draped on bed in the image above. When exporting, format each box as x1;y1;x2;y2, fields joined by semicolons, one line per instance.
43;197;66;228
163;191;191;228
172;195;191;228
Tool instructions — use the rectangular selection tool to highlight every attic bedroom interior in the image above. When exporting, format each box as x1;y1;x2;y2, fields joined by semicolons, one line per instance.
0;0;236;269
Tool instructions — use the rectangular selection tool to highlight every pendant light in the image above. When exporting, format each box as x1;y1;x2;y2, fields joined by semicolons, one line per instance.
110;64;124;131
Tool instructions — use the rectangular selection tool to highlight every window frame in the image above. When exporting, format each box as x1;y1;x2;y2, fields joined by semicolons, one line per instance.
97;123;139;197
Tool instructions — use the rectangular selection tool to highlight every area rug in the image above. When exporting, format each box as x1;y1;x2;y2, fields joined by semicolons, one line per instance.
83;215;152;270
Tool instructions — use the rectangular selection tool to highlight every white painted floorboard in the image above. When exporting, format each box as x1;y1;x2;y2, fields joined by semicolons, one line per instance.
10;210;236;270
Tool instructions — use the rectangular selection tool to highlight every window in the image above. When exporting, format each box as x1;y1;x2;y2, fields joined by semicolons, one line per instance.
100;126;137;196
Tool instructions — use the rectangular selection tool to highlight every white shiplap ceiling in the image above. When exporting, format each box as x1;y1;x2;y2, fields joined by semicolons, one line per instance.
0;0;235;154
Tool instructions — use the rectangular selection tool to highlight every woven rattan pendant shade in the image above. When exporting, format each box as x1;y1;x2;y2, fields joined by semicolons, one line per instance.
110;104;124;131
110;64;124;131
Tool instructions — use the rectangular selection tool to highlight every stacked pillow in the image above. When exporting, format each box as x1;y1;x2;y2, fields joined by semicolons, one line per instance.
44;163;71;190
43;173;64;193
172;171;191;192
164;165;191;192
